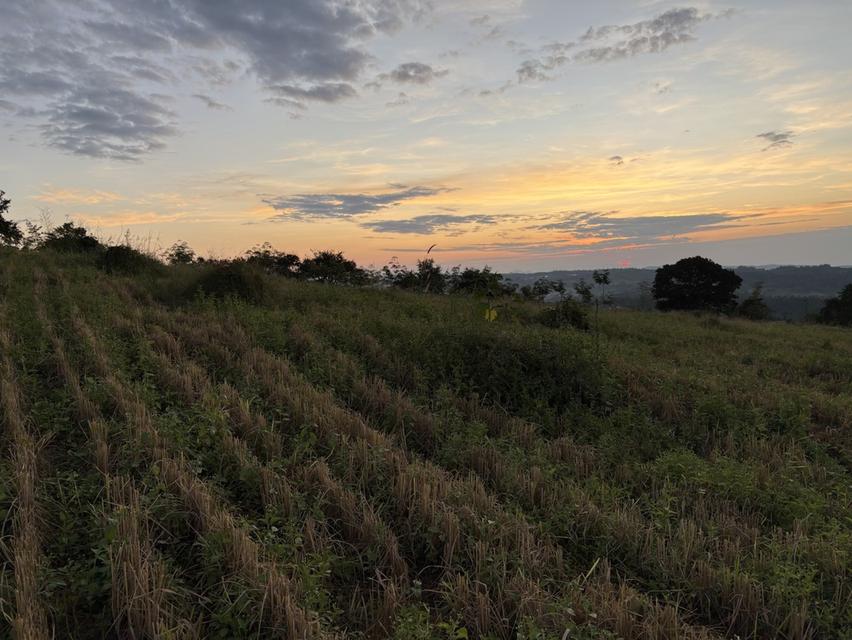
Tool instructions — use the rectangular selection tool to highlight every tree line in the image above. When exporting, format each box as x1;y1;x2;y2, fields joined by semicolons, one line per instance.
1;189;850;326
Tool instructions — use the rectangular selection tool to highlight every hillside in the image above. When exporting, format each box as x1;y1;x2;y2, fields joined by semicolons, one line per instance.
1;250;850;639
506;265;852;320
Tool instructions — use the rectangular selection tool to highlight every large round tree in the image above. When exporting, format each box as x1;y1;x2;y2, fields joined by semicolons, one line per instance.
653;256;742;313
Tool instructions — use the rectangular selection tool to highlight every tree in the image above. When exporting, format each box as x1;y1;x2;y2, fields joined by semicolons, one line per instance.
300;250;368;285
40;221;102;253
520;277;565;301
817;284;852;326
0;190;23;246
245;243;300;276
416;258;446;294
653;256;742;313
738;284;771;321
636;280;655;311
164;241;196;265
448;266;515;297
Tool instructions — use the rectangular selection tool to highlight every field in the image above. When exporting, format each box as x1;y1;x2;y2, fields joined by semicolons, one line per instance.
1;249;850;639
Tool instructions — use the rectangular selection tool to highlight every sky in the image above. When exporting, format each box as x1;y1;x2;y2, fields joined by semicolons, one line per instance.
1;0;851;271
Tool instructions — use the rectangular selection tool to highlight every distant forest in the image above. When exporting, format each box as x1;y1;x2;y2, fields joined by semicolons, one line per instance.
506;265;852;321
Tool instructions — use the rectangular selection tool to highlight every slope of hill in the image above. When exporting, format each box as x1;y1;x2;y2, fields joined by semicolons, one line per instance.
506;265;852;320
1;250;850;639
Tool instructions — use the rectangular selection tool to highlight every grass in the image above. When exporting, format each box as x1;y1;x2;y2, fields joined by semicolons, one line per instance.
0;247;849;639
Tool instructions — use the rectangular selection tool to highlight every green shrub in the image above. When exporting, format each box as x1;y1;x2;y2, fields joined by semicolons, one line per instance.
187;262;266;304
414;321;608;421
97;245;163;275
40;222;103;253
537;298;590;331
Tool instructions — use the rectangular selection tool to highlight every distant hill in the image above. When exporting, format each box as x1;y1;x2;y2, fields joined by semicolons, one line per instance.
506;264;852;321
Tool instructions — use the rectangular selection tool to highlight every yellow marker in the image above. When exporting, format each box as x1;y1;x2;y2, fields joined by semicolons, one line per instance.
485;307;497;322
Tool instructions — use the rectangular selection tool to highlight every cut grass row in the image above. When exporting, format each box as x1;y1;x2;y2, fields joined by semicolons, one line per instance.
128;289;720;640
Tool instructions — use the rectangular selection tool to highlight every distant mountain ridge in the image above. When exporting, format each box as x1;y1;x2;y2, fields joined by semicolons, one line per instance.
505;265;852;321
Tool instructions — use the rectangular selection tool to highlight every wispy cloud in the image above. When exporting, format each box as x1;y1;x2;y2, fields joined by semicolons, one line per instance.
370;62;449;90
757;130;795;151
516;7;732;83
264;185;449;220
361;213;497;234
535;211;754;241
192;94;231;110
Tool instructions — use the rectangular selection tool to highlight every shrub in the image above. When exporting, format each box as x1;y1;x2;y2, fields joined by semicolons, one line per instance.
382;258;447;293
817;284;852;326
164;240;196;265
538;298;590;331
40;222;102;253
187;262;265;304
415;321;608;420
245;243;300;276
448;265;515;297
738;284;771;320
97;245;163;275
300;250;368;285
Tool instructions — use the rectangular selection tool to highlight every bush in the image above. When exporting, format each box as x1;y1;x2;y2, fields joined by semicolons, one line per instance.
414;320;608;421
538;298;590;331
97;245;163;275
300;250;368;285
40;222;102;253
164;240;196;265
245;243;300;276
817;284;852;326
738;285;771;321
187;262;265;304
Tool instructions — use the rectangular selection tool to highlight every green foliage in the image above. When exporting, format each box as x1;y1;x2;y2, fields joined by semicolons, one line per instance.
383;257;447;293
538;297;590;331
817;283;852;326
164;240;196;264
40;221;103;254
2;250;852;640
653;255;742;312
96;244;163;275
299;249;369;285
448;265;515;297
186;262;266;304
519;277;565;300
0;188;23;246
738;284;772;320
244;242;300;276
412;320;610;419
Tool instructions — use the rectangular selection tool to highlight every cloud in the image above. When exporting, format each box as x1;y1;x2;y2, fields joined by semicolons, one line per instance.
375;62;449;88
361;213;498;234
386;92;411;107
516;7;729;82
575;8;710;63
609;155;624;166
0;0;430;159
192;94;230;110
264;185;449;220
269;83;358;105
757;130;795;151
40;86;178;161
536;211;752;241
33;187;124;205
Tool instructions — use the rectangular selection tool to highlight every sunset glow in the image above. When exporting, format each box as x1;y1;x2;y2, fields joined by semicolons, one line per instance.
2;1;850;269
